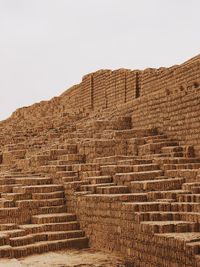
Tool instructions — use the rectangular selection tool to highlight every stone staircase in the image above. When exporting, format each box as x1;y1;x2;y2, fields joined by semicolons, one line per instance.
1;111;200;265
0;173;88;258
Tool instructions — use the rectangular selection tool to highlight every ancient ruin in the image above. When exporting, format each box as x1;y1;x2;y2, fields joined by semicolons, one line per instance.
0;55;200;266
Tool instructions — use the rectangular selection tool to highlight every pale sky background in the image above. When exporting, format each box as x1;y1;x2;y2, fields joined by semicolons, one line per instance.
0;0;199;120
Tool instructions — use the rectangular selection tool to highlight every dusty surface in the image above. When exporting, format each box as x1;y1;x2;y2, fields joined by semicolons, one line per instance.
0;249;125;267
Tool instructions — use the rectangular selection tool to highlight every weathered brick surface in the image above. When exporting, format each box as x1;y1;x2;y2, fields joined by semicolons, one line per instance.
0;55;200;265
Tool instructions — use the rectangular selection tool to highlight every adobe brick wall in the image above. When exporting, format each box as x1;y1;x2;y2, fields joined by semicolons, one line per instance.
69;194;196;267
131;81;200;156
2;55;200;154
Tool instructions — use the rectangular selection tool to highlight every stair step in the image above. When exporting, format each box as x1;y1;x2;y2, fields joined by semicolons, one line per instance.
32;191;64;200
9;230;85;247
13;185;63;194
0;229;26;238
16;198;65;208
163;163;200;171
1;193;32;201
39;205;67;214
0;245;12;258
96;185;129;194
140;220;197;234
86;176;112;184
12;237;88;258
14;177;52;186
72;163;100;172
20;221;80;234
114;170;164;185
56;171;78;178
130;178;185;193
80;183;115;193
132;164;160;172
117;159;152;165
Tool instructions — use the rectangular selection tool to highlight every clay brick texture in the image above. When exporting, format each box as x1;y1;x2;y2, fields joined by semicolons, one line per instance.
0;55;200;266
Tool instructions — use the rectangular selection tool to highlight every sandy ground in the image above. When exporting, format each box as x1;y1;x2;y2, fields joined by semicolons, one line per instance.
0;249;125;267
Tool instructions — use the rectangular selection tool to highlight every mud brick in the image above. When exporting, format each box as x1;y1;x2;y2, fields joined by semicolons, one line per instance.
0;55;200;266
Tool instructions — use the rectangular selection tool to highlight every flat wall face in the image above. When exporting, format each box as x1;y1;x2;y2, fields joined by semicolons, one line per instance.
60;56;200;114
131;86;200;156
141;60;200;96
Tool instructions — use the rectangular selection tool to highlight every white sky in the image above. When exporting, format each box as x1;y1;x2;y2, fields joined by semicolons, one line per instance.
0;0;199;120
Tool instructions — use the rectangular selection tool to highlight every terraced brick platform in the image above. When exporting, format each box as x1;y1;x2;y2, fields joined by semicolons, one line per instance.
0;55;200;266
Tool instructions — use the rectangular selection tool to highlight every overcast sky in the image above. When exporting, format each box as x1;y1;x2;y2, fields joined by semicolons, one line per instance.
0;0;199;120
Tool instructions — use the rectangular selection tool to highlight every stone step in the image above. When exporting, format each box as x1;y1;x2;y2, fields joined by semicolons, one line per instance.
82;171;101;179
72;163;100;172
170;202;200;212
12;237;88;258
32;191;65;200
144;135;168;143
123;201;200;214
154;157;200;165
100;165;134;176
20;221;80;234
114;128;157;139
48;162;73;170
63;180;89;192
0;245;12;258
1;193;32;201
96;185;129;194
130;178;185;193
80;183;115;193
95;155;136;165
161;146;186;154
147;190;187;201
162;145;194;157
62;176;80;183
117;159;153;165
178;194;200;203
145;152;189;159
0;234;8;246
140;220;197;234
13;185;63;194
138;141;179;156
114;170;164;185
0;178;16;185
191;187;200;194
38;205;67;214
132;211;182;223
86;176;112;184
0;184;22;193
0;224;19;231
122;201;172;213
58;154;84;163
32;213;76;224
85;193;147;202
9;230;85;247
0;199;15;208
182;182;200;192
16;198;65;208
14;177;53;186
0;229;26;238
163;163;200;171
166;169;198;182
132;164;160;172
56;171;78;179
40;165;66;173
51;144;77;153
45;148;78;158
187;241;200;255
